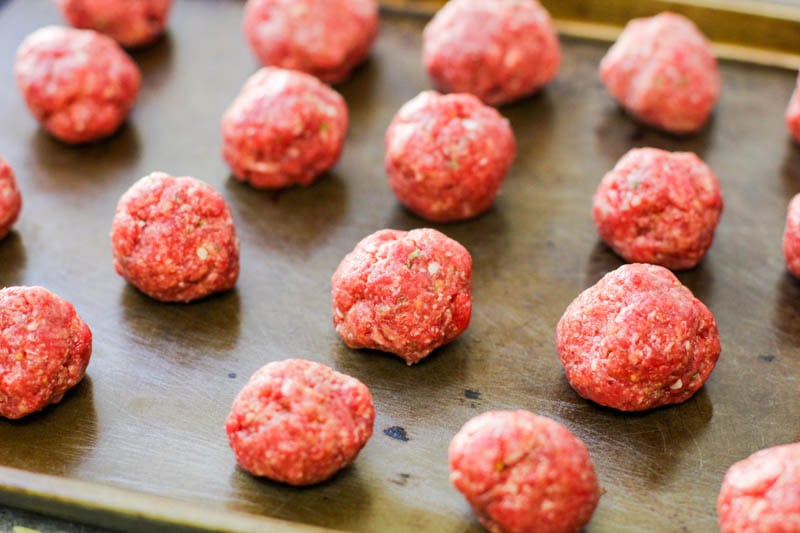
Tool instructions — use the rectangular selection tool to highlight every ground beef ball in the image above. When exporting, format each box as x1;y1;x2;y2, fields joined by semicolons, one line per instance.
385;91;516;223
110;172;240;303
786;73;800;143
599;12;720;135
592;147;723;270
449;410;601;533
332;228;472;365
782;194;800;278
226;358;375;486
0;286;92;420
0;157;22;240
717;442;800;533
556;263;720;412
243;0;378;84
15;26;141;144
221;67;348;189
56;0;173;48
423;0;560;106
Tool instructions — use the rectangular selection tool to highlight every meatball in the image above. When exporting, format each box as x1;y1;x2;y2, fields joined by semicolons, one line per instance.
221;67;348;189
0;157;22;240
225;358;375;486
786;73;800;143
782;194;800;278
423;0;560;106
15;25;141;144
332;228;472;365
449;410;601;533
556;263;721;411
385;91;516;222
56;0;173;48
0;286;92;420
599;12;720;134
243;0;379;84
110;172;240;303
717;442;800;533
592;147;723;270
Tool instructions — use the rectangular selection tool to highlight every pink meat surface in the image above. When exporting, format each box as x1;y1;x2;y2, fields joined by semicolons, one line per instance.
783;194;800;278
718;442;800;533
110;172;240;303
0;286;92;420
599;12;720;134
15;25;140;144
221;67;348;189
332;228;472;365
56;0;172;48
786;73;800;143
556;263;720;411
225;359;375;486
243;0;378;84
449;410;601;533
423;0;560;106
0;157;22;239
592;147;723;270
385;91;516;222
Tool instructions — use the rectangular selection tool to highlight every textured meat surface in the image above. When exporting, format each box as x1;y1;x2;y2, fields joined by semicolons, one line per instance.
332;228;472;364
782;194;800;278
592;147;723;270
449;410;601;533
0;156;22;239
110;172;240;303
222;67;348;189
56;0;173;48
0;286;92;420
243;0;378;84
599;12;720;134
225;359;375;486
423;0;560;106
717;442;800;533
556;263;720;411
15;25;140;144
385;91;516;222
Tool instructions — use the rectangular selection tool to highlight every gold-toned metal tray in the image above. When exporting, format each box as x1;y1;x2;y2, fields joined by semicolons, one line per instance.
0;0;799;531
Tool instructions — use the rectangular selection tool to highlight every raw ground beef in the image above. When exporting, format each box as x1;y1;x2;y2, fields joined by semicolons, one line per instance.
556;263;721;411
226;358;375;485
332;228;472;365
449;410;601;533
15;25;140;144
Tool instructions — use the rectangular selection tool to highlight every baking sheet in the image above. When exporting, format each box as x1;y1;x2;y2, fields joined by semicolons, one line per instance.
0;0;799;531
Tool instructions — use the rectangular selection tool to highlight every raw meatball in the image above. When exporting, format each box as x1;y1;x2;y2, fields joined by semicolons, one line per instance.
243;0;378;84
221;67;348;189
423;0;560;106
15;26;141;144
599;12;720;134
332;228;472;365
56;0;173;48
786;73;800;143
556;263;720;411
0;286;92;420
110;172;240;303
717;442;800;533
592;147;723;270
782;194;800;278
225;358;375;486
385;91;516;222
449;410;601;533
0;157;22;239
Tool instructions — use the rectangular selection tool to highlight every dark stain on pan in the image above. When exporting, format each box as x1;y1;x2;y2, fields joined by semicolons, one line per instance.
383;426;409;441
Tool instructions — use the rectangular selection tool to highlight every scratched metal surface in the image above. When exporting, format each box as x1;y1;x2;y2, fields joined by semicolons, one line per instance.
0;0;799;531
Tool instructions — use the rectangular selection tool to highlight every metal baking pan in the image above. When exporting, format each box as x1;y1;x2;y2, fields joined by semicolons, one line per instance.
0;0;798;531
